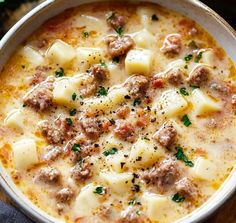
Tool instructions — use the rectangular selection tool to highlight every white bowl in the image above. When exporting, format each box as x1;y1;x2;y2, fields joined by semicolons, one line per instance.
0;0;236;222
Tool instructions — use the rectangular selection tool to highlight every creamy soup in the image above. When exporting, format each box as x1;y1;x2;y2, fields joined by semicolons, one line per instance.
0;1;236;223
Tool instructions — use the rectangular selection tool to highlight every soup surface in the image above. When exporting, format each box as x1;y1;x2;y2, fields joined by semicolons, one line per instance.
0;2;236;223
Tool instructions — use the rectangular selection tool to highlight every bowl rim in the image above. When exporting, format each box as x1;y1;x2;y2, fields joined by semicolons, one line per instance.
0;0;236;222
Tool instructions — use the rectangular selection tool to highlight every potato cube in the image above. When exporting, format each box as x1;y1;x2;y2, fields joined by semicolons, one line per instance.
106;151;129;173
100;171;133;194
133;29;156;49
76;47;103;70
201;50;215;66
52;77;77;106
125;49;153;75
47;40;76;66
142;192;172;221
129;138;164;168
153;89;188;118
191;89;221;115
4;109;24;130
12;139;38;169
20;46;44;66
73;183;101;218
192;157;217;180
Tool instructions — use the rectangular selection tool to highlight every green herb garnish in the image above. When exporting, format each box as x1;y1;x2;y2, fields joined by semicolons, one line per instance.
133;98;141;107
103;147;118;156
184;65;188;69
82;31;89;38
93;186;105;195
114;27;124;36
66;118;73;126
100;60;107;68
188;40;198;49
175;146;194;167
72;144;81;152
69;108;77;116
190;85;200;89
182;114;192;127
112;56;120;63
72;93;77;101
55;67;64;77
128;198;137;206
172;193;185;203
180;87;189;96
184;54;193;62
151;14;159;21
97;86;108;96
195;51;203;63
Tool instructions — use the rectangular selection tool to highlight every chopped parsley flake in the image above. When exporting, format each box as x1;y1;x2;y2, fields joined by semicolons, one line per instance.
97;86;108;96
175;146;194;167
100;60;107;68
103;147;118;156
55;67;64;77
184;54;193;62
172;193;185;203
190;85;200;89
93;186;105;195
72;143;81;152
133;98;141;107
66;118;73;126
182;114;192;127
72;93;77;101
195;51;203;63
69;108;77;116
179;87;189;96
128;198;137;206
112;56;120;63
151;14;159;21
114;27;124;36
184;65;188;69
82;31;89;38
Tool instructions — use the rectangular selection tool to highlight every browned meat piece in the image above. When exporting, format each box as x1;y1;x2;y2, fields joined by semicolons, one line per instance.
80;75;98;97
124;75;149;98
153;122;177;147
107;12;127;29
39;116;78;144
71;161;92;182
80;117;104;140
151;76;165;89
210;82;230;95
161;34;182;56
232;94;236;106
116;105;130;119
186;66;210;86
117;206;150;223
175;177;198;200
30;66;50;86
106;35;134;58
114;120;136;143
167;68;184;85
90;64;109;81
42;145;62;162
38;166;61;183
23;76;54;111
141;157;181;193
56;187;74;203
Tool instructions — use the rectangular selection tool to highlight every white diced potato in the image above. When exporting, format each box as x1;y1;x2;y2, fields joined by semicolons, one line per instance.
201;50;215;66
12;139;38;169
106;151;129;173
153;90;188;118
133;29;156;49
84;87;128;112
53;77;77;106
47;40;76;66
76;47;103;70
125;49;153;75
107;63;126;84
142;192;172;221
73;183;101;218
191;89;221;115
192;157;217;180
100;171;133;194
20;46;44;66
4;109;24;130
129;138;164;168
